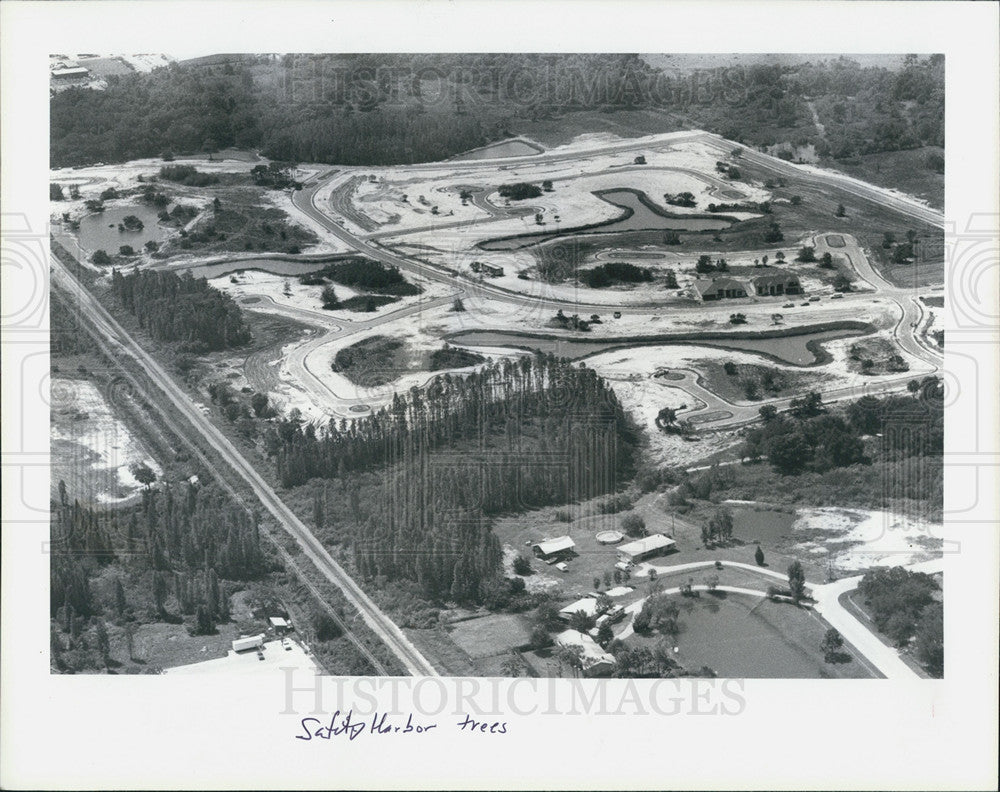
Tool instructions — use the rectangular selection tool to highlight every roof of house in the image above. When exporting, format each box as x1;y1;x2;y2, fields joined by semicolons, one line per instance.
618;533;676;556
693;277;748;296
268;616;289;628
750;267;800;286
559;597;599;618
554;629;617;670
533;536;576;556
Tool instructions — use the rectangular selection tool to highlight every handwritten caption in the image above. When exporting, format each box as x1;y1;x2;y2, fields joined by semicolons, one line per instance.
297;711;507;741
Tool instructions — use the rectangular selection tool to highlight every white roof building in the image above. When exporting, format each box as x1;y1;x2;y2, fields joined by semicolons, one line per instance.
532;535;576;559
559;597;599;620
231;634;265;653
268;616;289;630
617;533;676;563
554;629;617;677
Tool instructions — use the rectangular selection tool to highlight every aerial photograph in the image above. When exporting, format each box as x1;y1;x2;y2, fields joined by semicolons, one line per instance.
48;53;946;680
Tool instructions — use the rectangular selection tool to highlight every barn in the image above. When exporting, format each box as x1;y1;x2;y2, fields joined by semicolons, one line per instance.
617;533;676;564
532;536;576;562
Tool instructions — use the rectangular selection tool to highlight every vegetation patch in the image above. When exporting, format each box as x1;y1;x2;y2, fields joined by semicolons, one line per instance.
847;337;910;375
157;189;317;257
331;336;414;387
309;256;421;296
695;359;828;402
428;346;486;371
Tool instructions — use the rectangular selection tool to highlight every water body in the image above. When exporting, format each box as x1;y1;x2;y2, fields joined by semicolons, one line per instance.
186;259;325;280
76;204;168;252
449;327;865;367
451;139;543;161
479;189;733;251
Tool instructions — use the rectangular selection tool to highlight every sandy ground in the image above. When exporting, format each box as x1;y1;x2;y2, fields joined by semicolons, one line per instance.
212;266;457;324
791;507;944;571
163;637;321;675
348;135;771;248
50;378;163;503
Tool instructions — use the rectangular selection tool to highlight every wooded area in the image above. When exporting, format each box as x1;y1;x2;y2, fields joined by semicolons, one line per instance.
110;267;252;351
266;354;639;603
51;54;944;168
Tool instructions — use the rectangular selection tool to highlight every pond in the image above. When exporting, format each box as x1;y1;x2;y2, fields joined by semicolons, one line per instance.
451;138;543;161
186;259;326;280
448;326;866;367
479;189;733;251
76;204;168;253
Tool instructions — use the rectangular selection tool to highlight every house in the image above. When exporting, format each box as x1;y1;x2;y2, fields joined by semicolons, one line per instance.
559;597;599;622
554;630;617;677
617;533;677;564
750;268;802;297
693;277;749;301
532;535;576;562
231;634;265;653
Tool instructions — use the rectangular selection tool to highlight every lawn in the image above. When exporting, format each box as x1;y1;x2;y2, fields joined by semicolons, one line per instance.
627;592;877;678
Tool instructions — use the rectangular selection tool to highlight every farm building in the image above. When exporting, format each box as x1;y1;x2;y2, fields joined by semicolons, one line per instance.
693;277;749;301
750;269;802;296
617;533;677;564
231;634;265;653
51;66;90;81
554;630;617;677
559;597;599;621
532;535;576;561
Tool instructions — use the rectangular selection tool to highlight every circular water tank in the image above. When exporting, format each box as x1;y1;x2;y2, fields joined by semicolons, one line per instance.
596;530;624;545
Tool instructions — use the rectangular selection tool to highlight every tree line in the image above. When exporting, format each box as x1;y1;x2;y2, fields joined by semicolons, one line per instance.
110;267;252;351
265;354;638;603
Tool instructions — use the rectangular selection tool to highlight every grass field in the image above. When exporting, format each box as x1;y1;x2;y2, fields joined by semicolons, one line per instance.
627;592;877;678
448;613;533;659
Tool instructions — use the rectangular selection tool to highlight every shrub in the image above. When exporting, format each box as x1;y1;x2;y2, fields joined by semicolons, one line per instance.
513;554;532;576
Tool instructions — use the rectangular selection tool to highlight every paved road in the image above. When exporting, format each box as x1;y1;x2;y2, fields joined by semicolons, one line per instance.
50;255;439;677
272;133;945;427
614;556;942;678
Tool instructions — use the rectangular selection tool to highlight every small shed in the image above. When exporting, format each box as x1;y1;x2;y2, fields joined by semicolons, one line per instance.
269;616;290;632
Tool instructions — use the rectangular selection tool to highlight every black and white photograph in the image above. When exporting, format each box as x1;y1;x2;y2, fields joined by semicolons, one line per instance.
2;1;998;789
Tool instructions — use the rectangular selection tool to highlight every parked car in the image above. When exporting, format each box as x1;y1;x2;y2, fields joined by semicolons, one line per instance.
809;295;821;302
831;293;844;299
783;302;795;308
800;301;810;306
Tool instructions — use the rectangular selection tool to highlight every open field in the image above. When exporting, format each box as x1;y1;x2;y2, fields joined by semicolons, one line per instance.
626;592;877;678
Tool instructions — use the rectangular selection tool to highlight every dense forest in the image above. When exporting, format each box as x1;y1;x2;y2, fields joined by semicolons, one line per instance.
110;267;252;351
51;54;944;168
50;482;268;672
265;354;639;603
